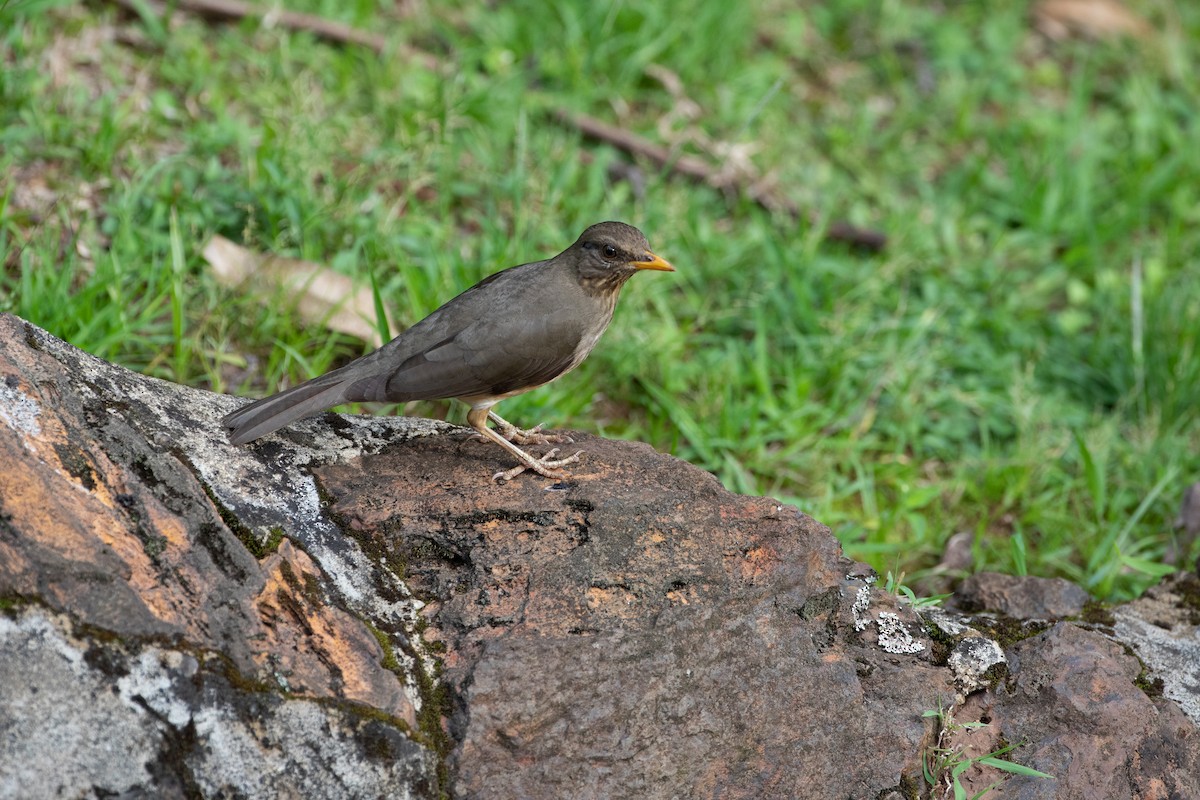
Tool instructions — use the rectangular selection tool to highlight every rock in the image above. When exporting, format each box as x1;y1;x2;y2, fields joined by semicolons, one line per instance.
0;609;433;800
949;571;1091;619
1112;572;1200;725
2;313;1199;799
1169;481;1200;566
0;314;444;798
947;636;1007;695
913;530;975;597
1178;483;1200;537
958;623;1200;800
316;440;951;798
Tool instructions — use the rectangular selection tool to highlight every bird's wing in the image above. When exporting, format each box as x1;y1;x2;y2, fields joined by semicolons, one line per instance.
333;261;589;402
345;309;582;401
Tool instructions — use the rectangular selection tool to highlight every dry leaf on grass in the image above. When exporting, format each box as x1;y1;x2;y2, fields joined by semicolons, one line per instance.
203;235;393;347
1033;0;1152;41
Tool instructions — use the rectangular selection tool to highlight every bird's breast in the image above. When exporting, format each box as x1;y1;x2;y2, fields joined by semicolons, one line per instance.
562;297;616;373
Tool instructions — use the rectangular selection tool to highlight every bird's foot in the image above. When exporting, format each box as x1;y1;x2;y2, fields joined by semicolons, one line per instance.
499;422;574;446
492;448;584;483
486;412;574;446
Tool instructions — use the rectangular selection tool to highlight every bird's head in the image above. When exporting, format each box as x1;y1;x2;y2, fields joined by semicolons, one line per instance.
569;221;674;294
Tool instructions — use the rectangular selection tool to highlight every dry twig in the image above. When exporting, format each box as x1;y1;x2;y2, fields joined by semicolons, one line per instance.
108;0;438;66
555;109;887;252
105;0;883;250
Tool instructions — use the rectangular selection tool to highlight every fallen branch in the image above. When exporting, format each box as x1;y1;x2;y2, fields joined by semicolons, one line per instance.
555;109;887;252
108;0;438;66
105;1;882;250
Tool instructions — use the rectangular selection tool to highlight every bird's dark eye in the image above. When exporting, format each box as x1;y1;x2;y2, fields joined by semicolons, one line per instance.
603;245;618;259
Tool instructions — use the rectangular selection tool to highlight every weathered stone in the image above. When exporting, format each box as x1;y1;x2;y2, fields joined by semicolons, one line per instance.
0;314;440;797
1170;482;1200;565
0;609;434;800
317;441;951;798
947;636;1006;695
2;313;1199;800
1112;572;1200;726
956;623;1200;799
950;571;1091;619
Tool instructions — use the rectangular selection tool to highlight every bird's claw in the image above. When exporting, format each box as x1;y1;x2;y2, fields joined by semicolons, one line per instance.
496;421;573;446
492;448;584;483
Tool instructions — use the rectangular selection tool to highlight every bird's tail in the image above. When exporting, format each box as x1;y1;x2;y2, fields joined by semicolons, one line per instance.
222;371;354;445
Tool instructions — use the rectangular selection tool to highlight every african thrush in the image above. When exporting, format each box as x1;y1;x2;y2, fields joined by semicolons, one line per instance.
222;221;674;481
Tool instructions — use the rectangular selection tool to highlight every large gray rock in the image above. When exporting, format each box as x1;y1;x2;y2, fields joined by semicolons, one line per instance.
2;313;1198;799
0;610;432;799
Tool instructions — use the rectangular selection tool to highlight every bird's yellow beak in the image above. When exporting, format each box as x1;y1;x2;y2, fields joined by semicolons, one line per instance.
635;251;675;272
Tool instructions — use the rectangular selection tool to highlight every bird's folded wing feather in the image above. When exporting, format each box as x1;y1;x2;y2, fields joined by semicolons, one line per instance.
346;308;582;401
342;260;591;402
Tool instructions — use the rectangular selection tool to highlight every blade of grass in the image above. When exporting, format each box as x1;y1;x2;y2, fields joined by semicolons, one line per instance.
169;207;188;382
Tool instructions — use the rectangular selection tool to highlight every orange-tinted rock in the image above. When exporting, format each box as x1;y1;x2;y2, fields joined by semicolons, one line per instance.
2;313;1198;800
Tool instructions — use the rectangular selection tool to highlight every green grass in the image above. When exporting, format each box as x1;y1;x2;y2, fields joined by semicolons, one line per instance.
2;0;1198;601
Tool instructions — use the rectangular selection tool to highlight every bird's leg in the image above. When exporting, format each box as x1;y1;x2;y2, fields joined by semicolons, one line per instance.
468;407;583;482
486;411;574;446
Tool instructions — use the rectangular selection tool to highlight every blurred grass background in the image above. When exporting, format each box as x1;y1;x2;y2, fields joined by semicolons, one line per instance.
2;0;1197;600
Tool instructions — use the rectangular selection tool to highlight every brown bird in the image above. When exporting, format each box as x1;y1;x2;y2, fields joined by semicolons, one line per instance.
222;221;674;481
